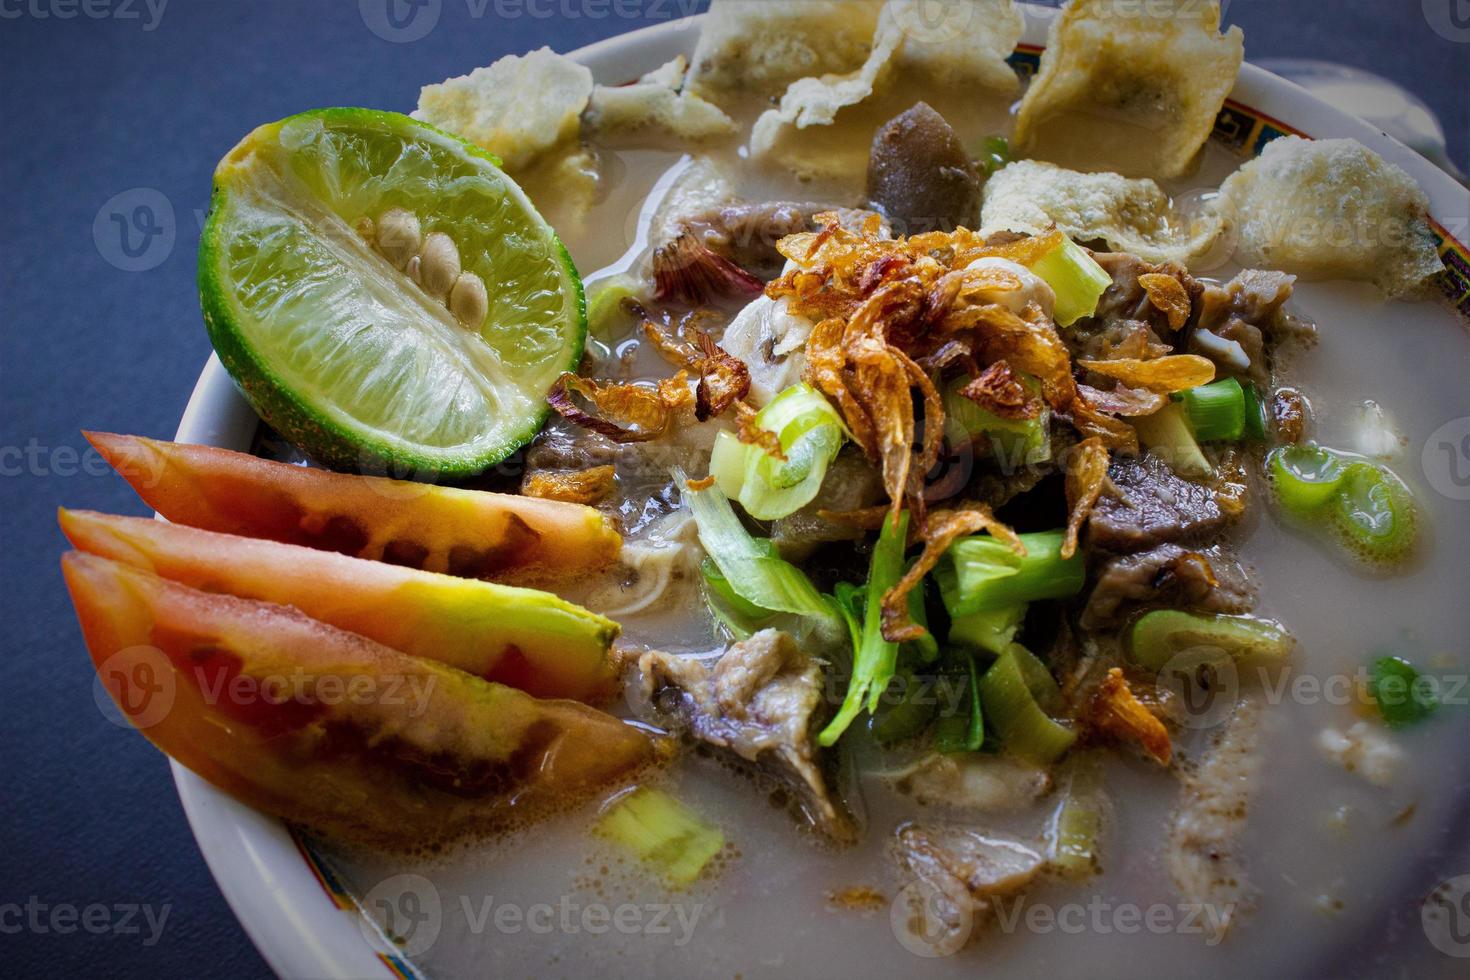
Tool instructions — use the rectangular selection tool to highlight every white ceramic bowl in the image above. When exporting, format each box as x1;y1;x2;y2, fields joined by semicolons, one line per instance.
168;10;1470;979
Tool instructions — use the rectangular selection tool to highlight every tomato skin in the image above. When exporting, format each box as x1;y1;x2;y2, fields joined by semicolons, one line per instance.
84;431;621;585
64;552;659;848
60;509;619;703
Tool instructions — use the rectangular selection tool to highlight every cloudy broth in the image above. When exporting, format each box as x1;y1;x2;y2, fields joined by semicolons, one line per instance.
312;119;1470;980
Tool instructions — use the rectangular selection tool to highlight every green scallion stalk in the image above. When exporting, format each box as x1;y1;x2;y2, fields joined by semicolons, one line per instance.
707;383;847;520
869;670;939;745
1177;378;1246;442
1366;655;1438;729
979;135;1013;177
977;644;1076;762
596;788;724;886
1329;462;1417;565
819;511;910;747
1127;610;1293;673
1267;444;1348;516
948;602;1028;656
1242;382;1269;442
933;651;984;754
942;375;1051;467
1046;758;1105;878
936;530;1085;619
1024;237;1112;327
680;471;843;641
1134;402;1212;479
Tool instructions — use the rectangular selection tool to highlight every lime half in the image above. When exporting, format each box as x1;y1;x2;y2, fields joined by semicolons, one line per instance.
200;108;585;477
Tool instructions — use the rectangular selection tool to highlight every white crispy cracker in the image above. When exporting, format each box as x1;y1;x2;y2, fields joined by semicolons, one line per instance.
1014;0;1243;179
414;47;592;171
686;0;883;104
980;160;1228;266
749;0;1023;181
1219;136;1445;298
585;55;737;147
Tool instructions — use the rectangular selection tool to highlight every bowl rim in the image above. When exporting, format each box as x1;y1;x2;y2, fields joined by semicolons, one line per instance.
166;9;1470;979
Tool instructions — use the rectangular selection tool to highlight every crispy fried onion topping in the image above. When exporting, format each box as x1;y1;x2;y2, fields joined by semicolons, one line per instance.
733;400;785;461
769;216;1104;512
879;504;1023;644
642;320;751;420
1079;355;1216;394
1137;272;1193;331
1088;668;1172;766
522;465;617;505
547;372;694;443
651;233;764;306
1062;437;1110;559
959;360;1042;421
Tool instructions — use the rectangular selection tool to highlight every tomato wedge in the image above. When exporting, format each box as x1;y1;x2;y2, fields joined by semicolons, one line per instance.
60;509;619;702
64;552;659;847
85;432;621;585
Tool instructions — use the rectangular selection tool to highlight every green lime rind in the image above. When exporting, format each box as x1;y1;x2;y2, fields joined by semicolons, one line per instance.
199;107;585;478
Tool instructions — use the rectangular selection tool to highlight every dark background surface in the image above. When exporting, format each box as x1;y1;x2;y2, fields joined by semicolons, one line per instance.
2;1;1466;977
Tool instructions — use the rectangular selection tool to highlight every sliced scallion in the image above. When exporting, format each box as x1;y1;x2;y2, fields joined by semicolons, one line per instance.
819;511;910;747
1177;378;1246;442
1024;236;1112;327
1134;402;1211;479
596;788;724;886
707;383;847;520
1366;655;1438;729
1127;610;1293;673
1046;758;1105;878
934;651;984;754
949;602;1027;656
680;471;843;641
1267;444;1347;516
902;564;940;663
1329;462;1417;565
1242;382;1268;442
977;644;1076;762
869;670;939;745
936;530;1085;619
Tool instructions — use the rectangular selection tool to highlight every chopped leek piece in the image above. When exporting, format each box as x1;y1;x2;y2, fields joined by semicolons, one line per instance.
1127;610;1293;673
1046;758;1105;878
819;511;910;747
1134;402;1211;478
934;652;984;754
1267;444;1347;515
1007;641;1063;711
902;565;940;663
1177;378;1246;442
708;383;847;520
700;556;775;639
1242;382;1268;442
584;274;642;338
1267;446;1419;566
1366;655;1438;729
870;670;939;745
1024;236;1112;327
937;530;1085;618
942;375;1051;467
949;602;1027;656
680;472;843;641
1329;462;1417;565
596;788;724;886
977;644;1076;762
